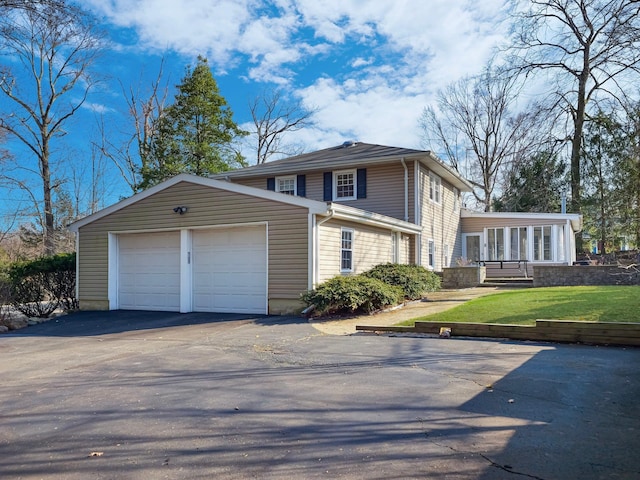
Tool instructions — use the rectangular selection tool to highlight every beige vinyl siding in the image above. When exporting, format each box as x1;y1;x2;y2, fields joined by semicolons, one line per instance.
233;162;410;220
317;220;393;284
418;164;461;271
77;181;310;306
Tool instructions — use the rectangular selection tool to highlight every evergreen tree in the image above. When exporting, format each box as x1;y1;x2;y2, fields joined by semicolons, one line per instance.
493;152;566;213
140;56;247;189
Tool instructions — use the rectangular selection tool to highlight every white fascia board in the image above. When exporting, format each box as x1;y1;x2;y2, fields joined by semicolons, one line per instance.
68;173;328;231
327;203;422;234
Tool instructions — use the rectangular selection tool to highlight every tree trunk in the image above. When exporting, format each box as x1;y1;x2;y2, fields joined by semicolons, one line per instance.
570;56;590;254
41;143;55;256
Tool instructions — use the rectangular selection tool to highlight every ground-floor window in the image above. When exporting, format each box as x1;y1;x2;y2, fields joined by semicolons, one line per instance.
487;228;504;260
428;239;435;268
533;226;552;261
341;228;354;272
510;227;528;260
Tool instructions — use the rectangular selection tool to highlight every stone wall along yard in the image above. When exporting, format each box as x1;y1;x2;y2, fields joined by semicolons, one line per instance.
533;265;640;287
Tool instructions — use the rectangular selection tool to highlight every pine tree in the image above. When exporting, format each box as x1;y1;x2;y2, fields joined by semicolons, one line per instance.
140;56;247;189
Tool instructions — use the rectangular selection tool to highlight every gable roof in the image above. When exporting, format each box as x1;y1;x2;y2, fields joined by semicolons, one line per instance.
68;173;329;232
213;142;473;192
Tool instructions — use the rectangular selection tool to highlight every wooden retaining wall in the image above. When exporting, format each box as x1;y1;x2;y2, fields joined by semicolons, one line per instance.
355;320;640;346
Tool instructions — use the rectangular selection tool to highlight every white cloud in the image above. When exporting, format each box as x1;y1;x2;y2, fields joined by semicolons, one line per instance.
85;0;512;152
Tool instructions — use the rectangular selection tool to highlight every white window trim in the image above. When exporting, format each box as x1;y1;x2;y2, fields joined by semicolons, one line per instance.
429;173;441;204
334;169;357;201
275;175;296;195
340;227;354;273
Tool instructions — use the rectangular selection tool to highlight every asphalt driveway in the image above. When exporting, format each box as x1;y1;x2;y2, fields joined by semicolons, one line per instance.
1;310;639;479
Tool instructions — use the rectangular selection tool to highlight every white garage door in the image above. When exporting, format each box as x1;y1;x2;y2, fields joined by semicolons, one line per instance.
192;226;267;314
118;232;181;311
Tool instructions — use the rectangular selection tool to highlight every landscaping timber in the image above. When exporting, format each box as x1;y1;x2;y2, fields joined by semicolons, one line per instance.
355;319;640;346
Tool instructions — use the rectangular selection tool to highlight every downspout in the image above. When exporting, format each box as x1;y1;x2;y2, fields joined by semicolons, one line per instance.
314;208;335;287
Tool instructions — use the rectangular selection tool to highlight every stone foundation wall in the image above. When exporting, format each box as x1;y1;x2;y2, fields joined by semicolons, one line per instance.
443;266;486;289
533;265;640;287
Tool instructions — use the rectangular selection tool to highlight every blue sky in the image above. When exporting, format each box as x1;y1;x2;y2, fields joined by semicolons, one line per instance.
85;0;511;150
3;0;513;223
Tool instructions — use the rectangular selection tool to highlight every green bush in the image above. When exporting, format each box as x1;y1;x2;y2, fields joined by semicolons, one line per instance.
301;275;403;316
8;253;77;317
362;263;440;299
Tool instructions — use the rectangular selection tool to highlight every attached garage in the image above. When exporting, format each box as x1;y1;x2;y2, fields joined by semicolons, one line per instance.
70;175;326;315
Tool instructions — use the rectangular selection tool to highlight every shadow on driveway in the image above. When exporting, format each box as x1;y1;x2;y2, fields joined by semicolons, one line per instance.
6;310;306;337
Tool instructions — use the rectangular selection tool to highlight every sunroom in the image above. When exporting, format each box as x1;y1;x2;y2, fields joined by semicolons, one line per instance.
460;210;583;278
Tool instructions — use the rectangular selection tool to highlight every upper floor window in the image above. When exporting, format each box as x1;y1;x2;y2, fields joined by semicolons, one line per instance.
334;170;356;200
453;187;459;211
276;176;296;195
429;173;441;204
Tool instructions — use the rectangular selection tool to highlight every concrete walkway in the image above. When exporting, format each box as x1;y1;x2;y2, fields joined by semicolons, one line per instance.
310;287;507;335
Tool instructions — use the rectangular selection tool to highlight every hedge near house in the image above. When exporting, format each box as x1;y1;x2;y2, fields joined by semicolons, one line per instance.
301;275;403;316
362;263;441;299
7;253;77;318
301;263;440;316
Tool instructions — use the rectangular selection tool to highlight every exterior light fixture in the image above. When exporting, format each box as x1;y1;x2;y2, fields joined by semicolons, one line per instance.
173;206;188;215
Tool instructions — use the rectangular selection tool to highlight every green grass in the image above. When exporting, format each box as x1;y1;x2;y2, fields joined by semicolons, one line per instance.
399;286;640;326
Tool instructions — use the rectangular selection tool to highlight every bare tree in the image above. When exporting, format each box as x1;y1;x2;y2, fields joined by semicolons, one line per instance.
250;89;315;164
420;67;534;211
97;60;170;193
508;0;640;223
0;1;103;255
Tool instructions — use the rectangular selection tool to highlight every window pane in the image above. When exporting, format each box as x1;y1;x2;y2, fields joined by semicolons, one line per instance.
336;173;354;198
277;178;295;195
543;226;551;260
510;227;527;260
341;250;352;270
488;228;504;260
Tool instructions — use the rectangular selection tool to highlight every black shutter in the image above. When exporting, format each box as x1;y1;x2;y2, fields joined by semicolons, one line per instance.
357;168;367;198
323;172;332;201
266;177;275;191
297;174;306;197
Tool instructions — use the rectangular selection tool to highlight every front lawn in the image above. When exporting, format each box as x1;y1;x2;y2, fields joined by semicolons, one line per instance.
399;286;640;326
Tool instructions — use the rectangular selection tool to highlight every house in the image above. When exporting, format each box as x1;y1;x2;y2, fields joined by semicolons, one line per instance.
68;142;582;315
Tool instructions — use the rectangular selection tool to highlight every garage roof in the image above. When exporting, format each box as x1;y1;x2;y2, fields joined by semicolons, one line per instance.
68;173;422;235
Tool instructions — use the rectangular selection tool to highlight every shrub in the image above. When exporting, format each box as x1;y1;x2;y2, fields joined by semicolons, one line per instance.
363;263;440;299
8;253;77;317
301;275;403;316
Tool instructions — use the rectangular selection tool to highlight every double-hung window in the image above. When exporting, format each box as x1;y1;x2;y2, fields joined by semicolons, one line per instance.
276;176;296;195
341;228;354;272
429;173;441;204
453;187;459;212
334;170;356;200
